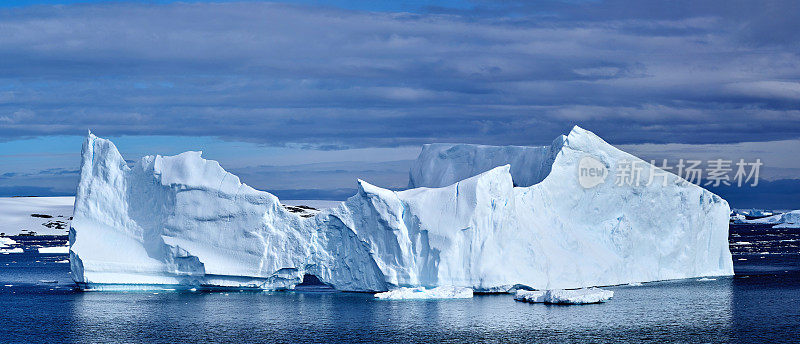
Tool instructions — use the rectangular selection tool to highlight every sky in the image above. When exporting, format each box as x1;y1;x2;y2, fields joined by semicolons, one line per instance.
0;0;799;208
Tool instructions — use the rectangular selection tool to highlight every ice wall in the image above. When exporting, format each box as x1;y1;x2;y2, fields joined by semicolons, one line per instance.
409;138;564;188
70;133;386;291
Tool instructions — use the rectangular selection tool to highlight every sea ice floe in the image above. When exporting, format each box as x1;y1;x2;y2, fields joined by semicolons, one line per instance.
0;237;18;248
38;246;69;254
514;288;614;305
374;286;473;300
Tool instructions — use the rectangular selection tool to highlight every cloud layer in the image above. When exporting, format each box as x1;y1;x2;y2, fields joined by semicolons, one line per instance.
0;1;798;147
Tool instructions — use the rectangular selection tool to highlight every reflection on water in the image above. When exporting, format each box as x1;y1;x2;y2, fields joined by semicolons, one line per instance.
7;276;741;343
1;224;799;343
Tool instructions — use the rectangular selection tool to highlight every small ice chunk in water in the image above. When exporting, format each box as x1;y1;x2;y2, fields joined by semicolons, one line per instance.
375;286;473;300
0;237;18;248
514;290;546;303
38;246;69;254
515;288;613;304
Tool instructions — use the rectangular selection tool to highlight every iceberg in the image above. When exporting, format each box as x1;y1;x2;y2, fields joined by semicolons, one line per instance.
737;208;775;219
0;237;21;254
38;246;69;254
69;126;733;292
409;141;562;188
730;213;746;223
375;286;473;300
513;290;546;303
0;237;17;248
69;133;386;291
740;210;800;228
515;288;614;304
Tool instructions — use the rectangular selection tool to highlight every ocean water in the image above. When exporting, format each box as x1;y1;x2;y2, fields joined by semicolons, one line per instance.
1;225;799;343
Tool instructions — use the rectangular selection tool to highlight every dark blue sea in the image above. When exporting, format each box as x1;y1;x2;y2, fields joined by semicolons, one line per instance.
1;225;799;343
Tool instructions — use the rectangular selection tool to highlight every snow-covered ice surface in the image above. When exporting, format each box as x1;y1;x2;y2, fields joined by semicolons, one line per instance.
515;288;614;304
0;197;74;235
547;288;614;304
374;286;473;300
70;126;733;292
514;290;546;303
741;210;800;228
0;247;23;254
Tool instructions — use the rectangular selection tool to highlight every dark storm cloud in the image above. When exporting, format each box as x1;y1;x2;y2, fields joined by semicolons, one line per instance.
0;1;798;147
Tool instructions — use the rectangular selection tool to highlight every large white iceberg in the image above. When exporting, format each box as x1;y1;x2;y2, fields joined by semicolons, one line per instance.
69;126;733;292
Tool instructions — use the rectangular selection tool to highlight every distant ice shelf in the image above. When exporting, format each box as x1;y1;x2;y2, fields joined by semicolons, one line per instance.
0;197;74;236
69;126;733;292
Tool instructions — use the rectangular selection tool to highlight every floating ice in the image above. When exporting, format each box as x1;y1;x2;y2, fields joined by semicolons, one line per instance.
740;210;800;228
0;237;18;248
515;288;614;304
1;248;23;254
38;246;69;254
375;286;473;300
514;290;546;303
69;126;733;292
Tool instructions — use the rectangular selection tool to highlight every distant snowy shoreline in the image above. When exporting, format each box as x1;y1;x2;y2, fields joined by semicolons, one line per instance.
0;196;341;236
